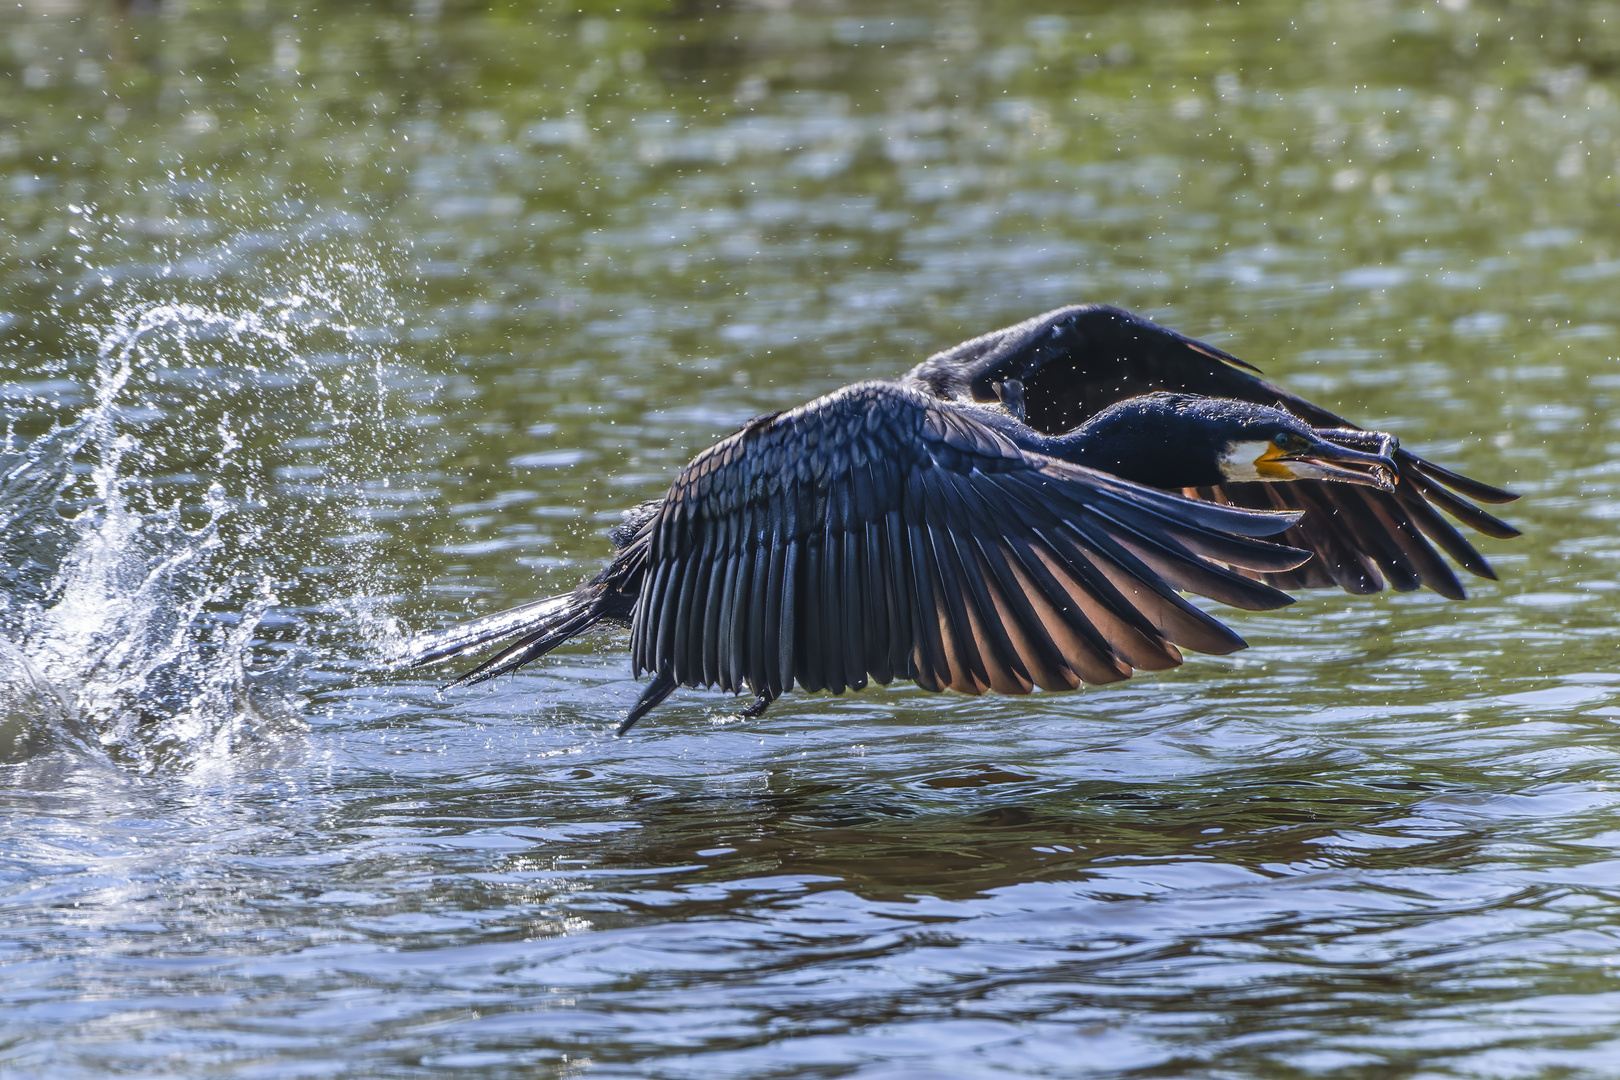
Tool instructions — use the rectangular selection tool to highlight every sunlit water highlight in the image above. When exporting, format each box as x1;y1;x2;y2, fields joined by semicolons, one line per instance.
4;2;1620;1078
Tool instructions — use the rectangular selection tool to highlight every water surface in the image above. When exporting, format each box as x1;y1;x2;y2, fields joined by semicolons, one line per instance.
3;1;1620;1076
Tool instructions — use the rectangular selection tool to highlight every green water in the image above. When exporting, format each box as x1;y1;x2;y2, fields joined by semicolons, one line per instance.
3;1;1620;1076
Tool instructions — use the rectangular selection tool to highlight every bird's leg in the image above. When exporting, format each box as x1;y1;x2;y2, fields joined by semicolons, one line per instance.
739;689;777;718
993;378;1026;422
617;667;677;735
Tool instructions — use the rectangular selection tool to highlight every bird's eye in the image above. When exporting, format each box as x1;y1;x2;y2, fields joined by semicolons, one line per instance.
1274;431;1307;452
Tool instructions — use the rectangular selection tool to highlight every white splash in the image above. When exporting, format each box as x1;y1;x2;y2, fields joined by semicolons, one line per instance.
0;294;400;775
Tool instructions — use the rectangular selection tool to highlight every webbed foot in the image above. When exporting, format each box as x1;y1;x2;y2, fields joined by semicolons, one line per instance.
739;690;777;718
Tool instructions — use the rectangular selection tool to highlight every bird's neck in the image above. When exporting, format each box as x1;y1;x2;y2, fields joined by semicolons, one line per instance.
1047;424;1155;484
1036;412;1225;490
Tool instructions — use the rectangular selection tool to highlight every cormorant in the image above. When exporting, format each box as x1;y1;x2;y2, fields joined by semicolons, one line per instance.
405;305;1518;732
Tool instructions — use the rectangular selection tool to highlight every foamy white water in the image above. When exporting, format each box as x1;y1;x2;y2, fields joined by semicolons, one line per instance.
0;291;408;773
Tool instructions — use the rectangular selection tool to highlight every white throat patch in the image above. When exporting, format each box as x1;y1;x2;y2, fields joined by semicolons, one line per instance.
1218;440;1274;483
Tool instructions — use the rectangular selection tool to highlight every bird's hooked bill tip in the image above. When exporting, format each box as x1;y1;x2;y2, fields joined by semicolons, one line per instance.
1297;444;1399;491
1363;464;1398;492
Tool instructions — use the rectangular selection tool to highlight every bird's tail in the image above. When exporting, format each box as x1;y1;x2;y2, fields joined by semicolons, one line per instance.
403;585;610;688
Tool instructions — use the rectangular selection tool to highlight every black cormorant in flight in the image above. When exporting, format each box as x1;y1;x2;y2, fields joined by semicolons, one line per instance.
405;305;1518;732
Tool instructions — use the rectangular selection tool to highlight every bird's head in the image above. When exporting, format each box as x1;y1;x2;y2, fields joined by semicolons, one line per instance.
1073;393;1399;491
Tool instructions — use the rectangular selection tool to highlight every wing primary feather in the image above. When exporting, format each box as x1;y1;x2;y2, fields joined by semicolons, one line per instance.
1409;454;1519;504
628;555;654;673
1202;483;1342;592
923;521;977;692
863;518;893;685
1080;504;1299;611
946;473;1078;690
747;521;771;697
1038;464;1304;538
834;470;869;692
1354;486;1465;600
972;534;1077;691
840;525;868;691
933;471;1034;693
927;517;992;694
723;504;755;694
884;510;915;683
715;525;738;691
1281;482;1386;593
701;515;729;687
918;472;992;694
763;518;786;697
654;554;683;673
799;539;824;693
998;530;1132;683
670;524;705;683
1332;487;1424;593
1101;522;1298;611
821;517;847;695
936;464;1227;663
1031;523;1193;667
1094;499;1312;574
627;569;650;674
953;534;1034;694
1392;482;1497;580
1404;470;1522;539
904;512;950;692
778;539;799;690
953;478;1112;649
1057;517;1245;657
635;557;670;675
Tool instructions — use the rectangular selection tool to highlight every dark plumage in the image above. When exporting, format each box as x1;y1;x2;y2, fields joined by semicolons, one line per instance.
406;305;1518;732
908;304;1520;597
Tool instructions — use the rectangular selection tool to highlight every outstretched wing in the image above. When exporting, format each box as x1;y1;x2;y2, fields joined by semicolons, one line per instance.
631;381;1312;701
904;304;1519;599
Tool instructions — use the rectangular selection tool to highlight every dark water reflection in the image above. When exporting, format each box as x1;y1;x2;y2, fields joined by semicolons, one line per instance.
5;0;1620;1076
